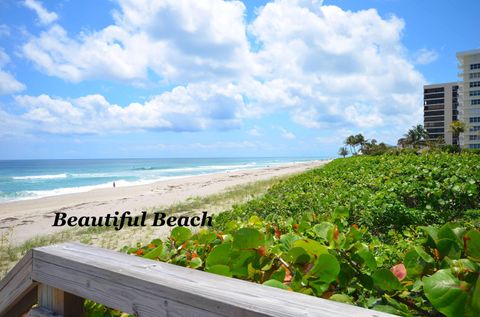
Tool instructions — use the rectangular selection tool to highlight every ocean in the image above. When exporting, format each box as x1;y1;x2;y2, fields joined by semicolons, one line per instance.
0;157;327;203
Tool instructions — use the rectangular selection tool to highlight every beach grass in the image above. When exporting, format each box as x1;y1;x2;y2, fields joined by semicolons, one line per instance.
0;175;286;278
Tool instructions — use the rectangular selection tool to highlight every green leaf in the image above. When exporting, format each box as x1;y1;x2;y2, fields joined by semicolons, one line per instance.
438;223;459;242
465;229;480;261
333;206;349;219
423;269;468;317
372;269;402;292
279;233;301;251
248;215;263;228
355;244;377;270
285;247;311;264
189;257;203;269
143;244;163;260
437;238;461;259
373;305;402;315
206;243;232;268
414;245;434;263
171;227;192;245
233;228;264;249
329;294;353;304
206;265;232;277
270;268;286;282
307;253;340;283
312;222;334;241
468;276;480;316
263;279;289;290
404;249;426;278
230;250;257;277
293;239;329;258
309;279;330;295
197;229;217;244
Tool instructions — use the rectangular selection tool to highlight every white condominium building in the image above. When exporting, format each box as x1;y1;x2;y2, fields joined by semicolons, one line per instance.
457;49;480;149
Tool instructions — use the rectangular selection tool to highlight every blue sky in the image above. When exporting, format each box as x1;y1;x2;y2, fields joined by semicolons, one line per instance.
0;0;478;159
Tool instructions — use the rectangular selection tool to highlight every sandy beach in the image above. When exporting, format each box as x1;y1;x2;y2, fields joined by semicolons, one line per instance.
0;160;328;245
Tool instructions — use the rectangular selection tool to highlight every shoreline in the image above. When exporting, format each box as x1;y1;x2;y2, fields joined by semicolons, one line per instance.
0;160;329;245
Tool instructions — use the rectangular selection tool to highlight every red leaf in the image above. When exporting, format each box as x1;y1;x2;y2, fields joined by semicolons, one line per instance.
275;227;281;239
333;226;339;240
257;246;267;257
391;263;407;281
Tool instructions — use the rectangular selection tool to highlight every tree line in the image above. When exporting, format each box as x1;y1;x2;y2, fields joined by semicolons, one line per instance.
338;121;469;157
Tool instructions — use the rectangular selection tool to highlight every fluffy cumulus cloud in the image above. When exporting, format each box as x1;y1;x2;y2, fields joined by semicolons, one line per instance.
13;83;245;134
22;0;251;83
23;0;58;25
0;49;26;95
11;0;426;137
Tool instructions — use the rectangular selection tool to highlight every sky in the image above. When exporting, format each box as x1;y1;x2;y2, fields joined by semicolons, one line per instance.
0;0;478;159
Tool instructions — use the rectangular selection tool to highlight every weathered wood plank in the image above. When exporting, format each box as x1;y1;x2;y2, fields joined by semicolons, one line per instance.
32;243;394;317
0;250;37;317
38;284;84;317
1;288;37;317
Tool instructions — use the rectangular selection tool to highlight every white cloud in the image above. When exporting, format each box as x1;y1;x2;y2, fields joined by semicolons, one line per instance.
22;0;251;83
13;0;427;141
247;1;425;135
23;0;58;25
13;82;245;134
0;48;26;95
414;48;439;65
278;127;296;140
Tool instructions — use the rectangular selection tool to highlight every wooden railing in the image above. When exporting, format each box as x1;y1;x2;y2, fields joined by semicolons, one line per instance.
0;243;394;317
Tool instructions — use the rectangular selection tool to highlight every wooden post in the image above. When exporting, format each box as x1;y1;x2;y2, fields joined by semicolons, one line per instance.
34;284;84;317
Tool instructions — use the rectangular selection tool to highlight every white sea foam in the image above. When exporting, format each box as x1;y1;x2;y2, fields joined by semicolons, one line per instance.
12;173;68;180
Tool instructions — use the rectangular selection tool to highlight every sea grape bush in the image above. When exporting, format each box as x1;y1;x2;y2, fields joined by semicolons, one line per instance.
85;154;480;316
216;153;480;232
121;215;480;316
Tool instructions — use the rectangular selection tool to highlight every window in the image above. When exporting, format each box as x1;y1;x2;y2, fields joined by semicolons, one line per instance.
470;117;480;123
425;122;444;127
424;104;444;111
427;128;444;133
453;116;458;121
471;63;480;70
470;135;480;141
470;81;480;88
424;93;444;99
424;110;444;116
424;87;444;93
470;90;480;97
469;144;480;149
470;126;480;132
472;99;480;105
425;99;444;105
425;116;444;122
470;72;480;79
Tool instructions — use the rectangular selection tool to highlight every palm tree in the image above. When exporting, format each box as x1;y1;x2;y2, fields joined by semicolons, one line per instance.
354;134;366;153
449;121;466;148
345;135;357;155
338;147;349;158
397;137;407;148
404;125;428;148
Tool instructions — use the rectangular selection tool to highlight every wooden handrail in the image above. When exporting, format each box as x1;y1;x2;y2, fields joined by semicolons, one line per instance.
0;243;395;317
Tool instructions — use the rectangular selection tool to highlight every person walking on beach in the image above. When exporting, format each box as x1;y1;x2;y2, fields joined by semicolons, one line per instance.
113;181;116;188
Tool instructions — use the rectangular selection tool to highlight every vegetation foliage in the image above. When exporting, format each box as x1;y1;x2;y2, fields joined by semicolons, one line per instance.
87;153;480;317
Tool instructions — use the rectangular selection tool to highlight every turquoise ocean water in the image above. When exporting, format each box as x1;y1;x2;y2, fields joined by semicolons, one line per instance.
0;157;328;202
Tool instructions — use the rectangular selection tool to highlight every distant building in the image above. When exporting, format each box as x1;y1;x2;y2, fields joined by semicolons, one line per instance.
423;48;480;148
457;49;480;149
423;82;459;145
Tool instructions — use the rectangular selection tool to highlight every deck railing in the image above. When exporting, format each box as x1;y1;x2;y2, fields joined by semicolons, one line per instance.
0;243;394;317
